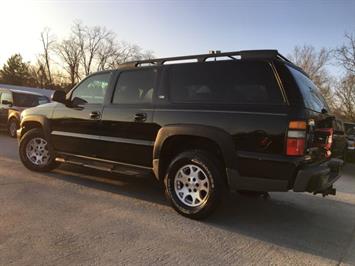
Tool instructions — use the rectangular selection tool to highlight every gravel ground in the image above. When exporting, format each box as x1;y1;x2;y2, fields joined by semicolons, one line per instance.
0;132;355;266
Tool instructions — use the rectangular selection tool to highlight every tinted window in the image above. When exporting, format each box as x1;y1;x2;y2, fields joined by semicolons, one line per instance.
113;69;157;104
168;61;284;104
72;73;111;104
287;66;329;112
1;92;13;104
13;93;49;107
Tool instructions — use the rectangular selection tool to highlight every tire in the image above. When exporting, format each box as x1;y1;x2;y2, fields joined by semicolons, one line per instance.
164;150;224;219
8;118;19;138
19;128;59;172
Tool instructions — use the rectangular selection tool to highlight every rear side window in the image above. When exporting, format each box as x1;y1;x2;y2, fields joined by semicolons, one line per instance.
13;93;50;107
287;66;329;112
168;61;284;104
113;69;157;104
1;91;13;104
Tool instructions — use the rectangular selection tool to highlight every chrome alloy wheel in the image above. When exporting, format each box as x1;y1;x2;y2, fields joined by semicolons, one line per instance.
174;164;210;207
25;138;50;166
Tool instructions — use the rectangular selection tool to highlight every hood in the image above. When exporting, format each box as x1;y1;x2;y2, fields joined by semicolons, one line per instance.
21;101;60;120
9;106;26;112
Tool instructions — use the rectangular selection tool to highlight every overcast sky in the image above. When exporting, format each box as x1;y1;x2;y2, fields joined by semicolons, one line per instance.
0;0;354;73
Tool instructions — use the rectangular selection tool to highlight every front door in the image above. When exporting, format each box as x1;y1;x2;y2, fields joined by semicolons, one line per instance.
50;72;112;157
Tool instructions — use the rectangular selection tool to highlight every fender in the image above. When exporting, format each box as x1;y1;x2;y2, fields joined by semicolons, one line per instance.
7;109;21;123
152;124;237;181
20;115;51;140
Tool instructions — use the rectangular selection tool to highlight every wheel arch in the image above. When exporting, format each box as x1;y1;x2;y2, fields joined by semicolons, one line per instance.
20;115;51;140
7;110;20;124
153;124;236;185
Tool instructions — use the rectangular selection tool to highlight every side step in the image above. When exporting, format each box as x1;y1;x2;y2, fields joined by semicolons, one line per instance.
55;156;151;177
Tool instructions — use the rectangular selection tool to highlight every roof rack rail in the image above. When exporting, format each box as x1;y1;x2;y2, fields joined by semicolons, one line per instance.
118;49;296;69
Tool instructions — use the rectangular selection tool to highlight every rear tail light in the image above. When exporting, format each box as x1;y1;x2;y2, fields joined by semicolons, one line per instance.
287;121;306;156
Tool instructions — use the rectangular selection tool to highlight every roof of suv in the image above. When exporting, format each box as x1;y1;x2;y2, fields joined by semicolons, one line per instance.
0;88;48;97
118;49;306;74
0;88;47;97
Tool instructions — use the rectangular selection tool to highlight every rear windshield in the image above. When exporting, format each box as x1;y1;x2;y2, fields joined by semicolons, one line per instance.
13;93;49;107
287;65;329;113
167;61;284;105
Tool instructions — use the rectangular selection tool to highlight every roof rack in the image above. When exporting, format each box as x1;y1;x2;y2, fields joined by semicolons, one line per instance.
119;49;296;69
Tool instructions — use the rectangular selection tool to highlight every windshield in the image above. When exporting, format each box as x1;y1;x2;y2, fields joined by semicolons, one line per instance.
13;93;50;107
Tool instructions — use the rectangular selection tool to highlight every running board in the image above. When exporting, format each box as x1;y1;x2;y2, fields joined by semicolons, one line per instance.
55;156;152;177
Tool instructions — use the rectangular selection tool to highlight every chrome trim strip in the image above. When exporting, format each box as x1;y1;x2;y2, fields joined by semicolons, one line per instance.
57;152;152;170
156;109;287;116
51;131;154;146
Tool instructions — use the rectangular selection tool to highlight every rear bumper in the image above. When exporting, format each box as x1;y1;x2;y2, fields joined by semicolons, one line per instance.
226;154;343;195
293;158;343;193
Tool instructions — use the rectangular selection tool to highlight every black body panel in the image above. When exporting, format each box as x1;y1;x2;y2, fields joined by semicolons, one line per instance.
18;50;343;194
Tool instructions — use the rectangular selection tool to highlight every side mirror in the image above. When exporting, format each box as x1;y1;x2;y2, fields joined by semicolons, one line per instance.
51;90;66;104
71;97;88;107
1;100;13;106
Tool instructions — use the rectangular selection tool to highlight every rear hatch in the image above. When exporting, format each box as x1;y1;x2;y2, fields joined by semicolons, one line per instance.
285;65;335;162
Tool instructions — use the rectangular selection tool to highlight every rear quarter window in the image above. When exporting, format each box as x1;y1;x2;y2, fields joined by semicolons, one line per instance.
287;65;329;113
13;93;48;107
167;61;284;105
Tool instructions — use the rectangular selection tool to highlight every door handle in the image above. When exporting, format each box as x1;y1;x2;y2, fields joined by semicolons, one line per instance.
134;112;147;122
90;111;101;119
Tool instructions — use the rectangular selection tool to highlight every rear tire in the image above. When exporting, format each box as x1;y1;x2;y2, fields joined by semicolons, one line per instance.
164;150;224;219
19;128;59;172
8;118;19;138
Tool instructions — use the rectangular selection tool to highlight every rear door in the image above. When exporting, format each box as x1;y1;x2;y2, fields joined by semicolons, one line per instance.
99;68;160;167
50;72;112;157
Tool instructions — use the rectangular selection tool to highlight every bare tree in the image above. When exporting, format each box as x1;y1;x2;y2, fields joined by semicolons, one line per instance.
107;42;154;69
334;33;355;74
335;73;355;121
56;36;82;87
39;28;56;85
96;35;118;71
72;21;115;75
288;45;333;107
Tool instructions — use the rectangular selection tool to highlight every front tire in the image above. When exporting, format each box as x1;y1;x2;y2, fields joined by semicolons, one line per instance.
8;118;19;138
164;150;224;219
19;128;58;172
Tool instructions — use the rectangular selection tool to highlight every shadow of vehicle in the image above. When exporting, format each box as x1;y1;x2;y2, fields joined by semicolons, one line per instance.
41;162;355;263
50;164;167;206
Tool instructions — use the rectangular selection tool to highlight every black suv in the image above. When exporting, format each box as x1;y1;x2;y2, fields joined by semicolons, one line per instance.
18;50;343;219
0;88;50;137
